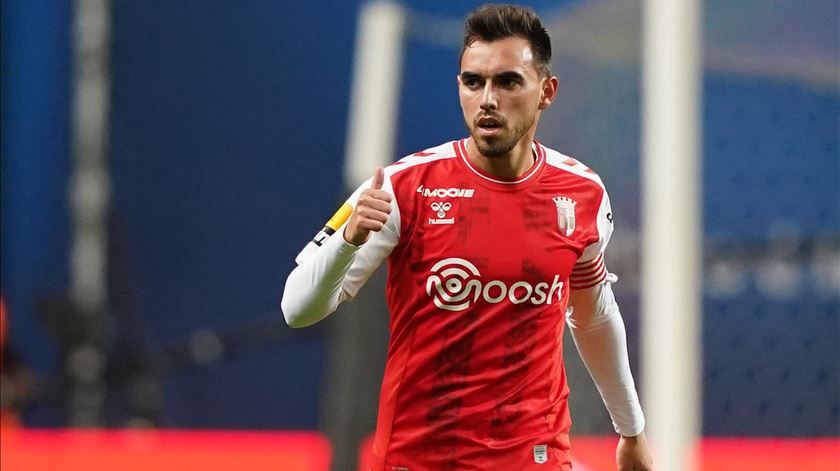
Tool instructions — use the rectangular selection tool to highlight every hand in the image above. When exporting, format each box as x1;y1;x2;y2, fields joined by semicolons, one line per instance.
343;166;392;246
616;431;653;471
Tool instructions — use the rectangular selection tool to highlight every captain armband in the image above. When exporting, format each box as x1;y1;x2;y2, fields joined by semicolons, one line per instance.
312;203;353;246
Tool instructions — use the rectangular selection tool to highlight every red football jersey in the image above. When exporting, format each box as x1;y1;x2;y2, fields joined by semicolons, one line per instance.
301;138;613;471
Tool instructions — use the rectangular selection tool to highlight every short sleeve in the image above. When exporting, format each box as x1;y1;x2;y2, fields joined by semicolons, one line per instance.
569;188;614;290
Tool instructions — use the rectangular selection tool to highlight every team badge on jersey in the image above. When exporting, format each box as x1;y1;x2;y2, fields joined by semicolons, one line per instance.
533;444;548;464
553;196;577;237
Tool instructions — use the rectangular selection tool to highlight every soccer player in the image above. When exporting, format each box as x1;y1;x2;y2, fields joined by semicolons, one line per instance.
282;4;653;470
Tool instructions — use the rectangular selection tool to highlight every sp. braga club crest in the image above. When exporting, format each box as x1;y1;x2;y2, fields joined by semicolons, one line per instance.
552;196;577;237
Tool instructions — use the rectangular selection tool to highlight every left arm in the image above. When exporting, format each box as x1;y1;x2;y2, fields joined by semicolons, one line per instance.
567;280;652;470
566;175;652;469
567;280;643;436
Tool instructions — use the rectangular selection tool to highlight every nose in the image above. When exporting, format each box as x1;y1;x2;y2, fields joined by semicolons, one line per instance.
480;83;498;111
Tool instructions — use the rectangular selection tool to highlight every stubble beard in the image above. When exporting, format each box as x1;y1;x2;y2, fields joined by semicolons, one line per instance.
469;115;535;159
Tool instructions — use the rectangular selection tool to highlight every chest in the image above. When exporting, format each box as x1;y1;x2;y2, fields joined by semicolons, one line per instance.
397;182;586;285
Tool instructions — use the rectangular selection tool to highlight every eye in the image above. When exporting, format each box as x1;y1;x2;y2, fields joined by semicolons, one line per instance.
464;78;481;89
499;78;519;89
460;75;483;90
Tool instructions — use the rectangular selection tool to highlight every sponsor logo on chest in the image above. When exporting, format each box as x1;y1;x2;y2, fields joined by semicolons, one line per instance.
425;258;564;311
416;184;475;198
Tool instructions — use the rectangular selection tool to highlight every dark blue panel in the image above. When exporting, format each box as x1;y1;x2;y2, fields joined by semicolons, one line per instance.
703;289;840;436
703;76;840;241
159;339;325;429
0;0;72;379
109;0;360;428
396;36;465;157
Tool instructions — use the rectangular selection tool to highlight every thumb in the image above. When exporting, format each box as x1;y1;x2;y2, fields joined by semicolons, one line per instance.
371;166;385;190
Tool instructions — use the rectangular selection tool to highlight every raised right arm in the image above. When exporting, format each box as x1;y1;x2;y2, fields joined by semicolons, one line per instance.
281;167;400;327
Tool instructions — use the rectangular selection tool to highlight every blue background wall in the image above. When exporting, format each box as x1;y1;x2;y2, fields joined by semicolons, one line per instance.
1;0;72;377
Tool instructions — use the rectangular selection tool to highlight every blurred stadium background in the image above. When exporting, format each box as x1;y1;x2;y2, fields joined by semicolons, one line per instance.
1;0;837;470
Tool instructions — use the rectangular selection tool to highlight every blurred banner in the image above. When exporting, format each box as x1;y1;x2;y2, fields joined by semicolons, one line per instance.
1;429;836;470
0;429;331;471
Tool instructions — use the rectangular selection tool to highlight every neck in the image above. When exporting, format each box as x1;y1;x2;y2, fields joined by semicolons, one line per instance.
466;132;536;179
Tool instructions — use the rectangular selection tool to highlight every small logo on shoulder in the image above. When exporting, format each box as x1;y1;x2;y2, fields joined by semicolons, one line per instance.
553;196;577;237
533;444;548;464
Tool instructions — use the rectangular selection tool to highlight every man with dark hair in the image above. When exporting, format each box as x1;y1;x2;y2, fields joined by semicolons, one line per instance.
461;4;553;77
283;4;653;470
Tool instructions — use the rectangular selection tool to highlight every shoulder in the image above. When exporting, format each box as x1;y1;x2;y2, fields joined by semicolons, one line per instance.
384;141;460;178
541;145;608;194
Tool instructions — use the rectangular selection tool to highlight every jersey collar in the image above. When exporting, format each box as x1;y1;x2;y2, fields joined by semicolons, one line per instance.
454;138;546;189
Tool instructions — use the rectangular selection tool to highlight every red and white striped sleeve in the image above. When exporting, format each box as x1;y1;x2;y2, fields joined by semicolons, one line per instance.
570;254;608;290
570;186;615;290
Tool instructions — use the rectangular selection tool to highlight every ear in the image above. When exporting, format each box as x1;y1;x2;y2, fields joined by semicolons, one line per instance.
538;75;559;110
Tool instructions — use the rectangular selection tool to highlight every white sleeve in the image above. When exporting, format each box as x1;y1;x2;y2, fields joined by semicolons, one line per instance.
566;281;645;437
280;171;400;328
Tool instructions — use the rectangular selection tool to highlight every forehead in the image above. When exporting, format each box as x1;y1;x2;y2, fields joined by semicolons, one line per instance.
460;36;538;76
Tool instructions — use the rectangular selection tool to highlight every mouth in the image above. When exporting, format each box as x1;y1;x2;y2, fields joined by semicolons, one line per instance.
475;115;505;135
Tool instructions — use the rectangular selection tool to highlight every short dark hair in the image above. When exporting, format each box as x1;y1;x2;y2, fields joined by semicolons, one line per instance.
460;4;552;77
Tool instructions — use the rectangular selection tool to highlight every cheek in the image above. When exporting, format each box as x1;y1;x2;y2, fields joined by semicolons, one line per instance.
459;94;478;115
513;91;542;112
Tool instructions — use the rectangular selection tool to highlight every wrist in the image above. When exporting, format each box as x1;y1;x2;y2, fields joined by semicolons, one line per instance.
342;226;364;247
620;430;646;440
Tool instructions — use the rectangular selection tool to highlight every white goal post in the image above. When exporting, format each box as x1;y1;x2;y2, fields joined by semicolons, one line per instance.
642;0;703;470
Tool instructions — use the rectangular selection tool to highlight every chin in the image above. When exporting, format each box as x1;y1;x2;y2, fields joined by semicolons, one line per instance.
477;144;513;158
474;137;514;158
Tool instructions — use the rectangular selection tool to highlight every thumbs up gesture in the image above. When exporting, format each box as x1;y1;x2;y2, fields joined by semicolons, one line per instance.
344;166;393;246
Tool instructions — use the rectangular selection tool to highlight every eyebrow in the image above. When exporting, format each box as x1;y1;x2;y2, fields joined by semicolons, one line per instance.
459;71;525;81
496;71;525;81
